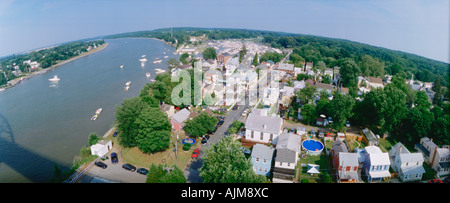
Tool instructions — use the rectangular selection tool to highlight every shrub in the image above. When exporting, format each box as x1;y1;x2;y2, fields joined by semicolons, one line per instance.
183;143;191;151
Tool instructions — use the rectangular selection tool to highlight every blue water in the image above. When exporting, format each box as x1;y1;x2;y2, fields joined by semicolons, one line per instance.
0;38;175;182
302;140;324;151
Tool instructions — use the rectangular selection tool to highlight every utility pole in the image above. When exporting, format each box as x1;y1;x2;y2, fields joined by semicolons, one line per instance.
175;131;178;162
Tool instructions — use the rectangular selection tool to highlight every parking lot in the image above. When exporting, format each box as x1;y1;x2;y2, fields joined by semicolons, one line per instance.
79;151;148;183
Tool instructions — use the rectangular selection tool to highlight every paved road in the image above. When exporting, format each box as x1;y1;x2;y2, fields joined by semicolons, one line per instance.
184;102;248;183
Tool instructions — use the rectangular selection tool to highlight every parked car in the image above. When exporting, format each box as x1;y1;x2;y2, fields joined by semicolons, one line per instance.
95;161;107;169
232;105;239;110
113;131;118;137
201;135;210;145
137;168;149;175
122;163;136;172
217;120;224;127
443;176;450;183
310;129;316;137
428;179;443;183
192;148;201;159
240;147;251;155
346;121;350;127
111;152;118;164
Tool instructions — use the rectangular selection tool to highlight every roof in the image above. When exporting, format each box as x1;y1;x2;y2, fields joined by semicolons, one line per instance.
366;146;391;166
367;76;383;84
251;144;275;160
315;82;333;90
339;153;359;166
171;108;191;123
277;63;294;71
275;148;297;163
245;110;283;134
276;133;301;153
160;103;173;112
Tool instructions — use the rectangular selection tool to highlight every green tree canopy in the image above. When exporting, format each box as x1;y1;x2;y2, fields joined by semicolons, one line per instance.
116;97;148;147
202;47;217;60
134;106;172;153
183;111;218;138
200;136;266;183
327;91;354;132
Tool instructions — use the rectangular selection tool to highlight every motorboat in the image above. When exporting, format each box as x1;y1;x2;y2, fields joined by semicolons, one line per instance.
155;68;166;74
125;81;131;86
49;75;60;82
124;85;129;91
139;58;148;62
163;56;168;58
153;59;162;64
95;108;103;115
91;114;98;121
120;65;124;68
146;72;151;78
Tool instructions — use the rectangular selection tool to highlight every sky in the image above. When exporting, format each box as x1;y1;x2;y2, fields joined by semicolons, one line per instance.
0;0;449;63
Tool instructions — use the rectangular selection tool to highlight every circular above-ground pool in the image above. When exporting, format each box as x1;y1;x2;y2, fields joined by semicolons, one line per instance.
302;139;324;156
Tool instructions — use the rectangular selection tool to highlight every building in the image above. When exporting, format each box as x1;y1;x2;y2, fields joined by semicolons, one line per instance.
389;142;425;182
361;129;378;146
273;133;301;183
90;140;113;157
415;137;450;177
170;108;192;131
366;76;384;89
276;63;294;74
244;109;283;146
160;103;175;118
363;146;391;182
251;144;275;177
329;140;360;183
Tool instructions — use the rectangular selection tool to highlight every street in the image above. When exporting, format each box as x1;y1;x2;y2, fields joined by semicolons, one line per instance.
184;101;248;183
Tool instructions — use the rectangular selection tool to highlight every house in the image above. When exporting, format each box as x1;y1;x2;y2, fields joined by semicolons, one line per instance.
160;103;175;118
224;57;239;76
170;108;192;131
273;133;301;183
366;76;384;89
276;63;294;74
216;53;230;66
363;146;391;182
315;82;333;94
202;59;217;70
244;109;283;146
90;140;112;157
251;144;275;177
389;142;425;182
278;86;294;108
330;140;360;183
361;129;378;146
415;137;450;177
293;80;305;91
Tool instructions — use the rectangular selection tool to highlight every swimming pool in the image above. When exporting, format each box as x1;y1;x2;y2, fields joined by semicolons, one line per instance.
302;139;324;156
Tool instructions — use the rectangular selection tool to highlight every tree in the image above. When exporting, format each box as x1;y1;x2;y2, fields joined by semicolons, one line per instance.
327;91;354;132
339;59;360;88
134;106;172;153
146;164;186;183
239;44;247;63
252;52;259;66
295;83;316;104
379;85;407;136
300;103;316;125
179;53;190;64
202;47;217;60
88;133;99;146
358;55;385;77
183;112;218;138
116;97;148;147
200;136;266;183
166;58;180;70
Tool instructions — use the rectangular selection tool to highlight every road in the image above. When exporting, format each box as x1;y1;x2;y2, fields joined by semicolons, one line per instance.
184;101;248;183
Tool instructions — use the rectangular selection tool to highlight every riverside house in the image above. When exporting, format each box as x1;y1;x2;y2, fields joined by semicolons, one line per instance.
243;109;283;146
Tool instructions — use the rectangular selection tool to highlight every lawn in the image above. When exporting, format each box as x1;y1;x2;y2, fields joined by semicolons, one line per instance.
297;153;331;183
121;131;202;170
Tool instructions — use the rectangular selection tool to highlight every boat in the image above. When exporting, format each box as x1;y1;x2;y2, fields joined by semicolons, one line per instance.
146;72;151;78
48;75;60;82
153;60;162;64
163;56;168;58
95;108;103;115
124;86;129;91
125;81;131;86
141;55;146;58
91;114;98;121
120;65;124;69
139;58;147;62
155;68;166;74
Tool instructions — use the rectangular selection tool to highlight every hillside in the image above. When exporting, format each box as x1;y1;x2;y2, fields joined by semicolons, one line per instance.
105;27;449;86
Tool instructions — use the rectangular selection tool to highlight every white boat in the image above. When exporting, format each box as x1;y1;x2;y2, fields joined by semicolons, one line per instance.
95;108;103;115
49;75;60;82
91;114;98;121
120;65;124;68
124;86;129;91
125;81;131;86
153;60;162;64
163;56;168;58
139;57;148;62
146;72;151;78
141;55;146;58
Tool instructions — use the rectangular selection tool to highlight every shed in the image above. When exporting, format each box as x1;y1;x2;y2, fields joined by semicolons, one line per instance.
90;140;112;157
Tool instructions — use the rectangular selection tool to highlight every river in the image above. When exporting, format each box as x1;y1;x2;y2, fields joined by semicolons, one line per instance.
0;38;175;182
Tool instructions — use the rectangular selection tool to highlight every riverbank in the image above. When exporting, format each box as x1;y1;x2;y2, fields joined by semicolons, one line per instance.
3;42;109;90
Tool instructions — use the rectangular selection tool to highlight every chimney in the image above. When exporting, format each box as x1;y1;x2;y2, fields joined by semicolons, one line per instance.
263;124;267;129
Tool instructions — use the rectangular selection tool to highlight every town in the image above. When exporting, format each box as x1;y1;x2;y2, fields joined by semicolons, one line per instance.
77;36;449;184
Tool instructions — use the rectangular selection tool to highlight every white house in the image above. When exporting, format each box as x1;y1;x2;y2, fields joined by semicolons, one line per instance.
415;137;450;177
224;57;239;76
90;140;112;157
244;109;283;144
389;142;425;182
